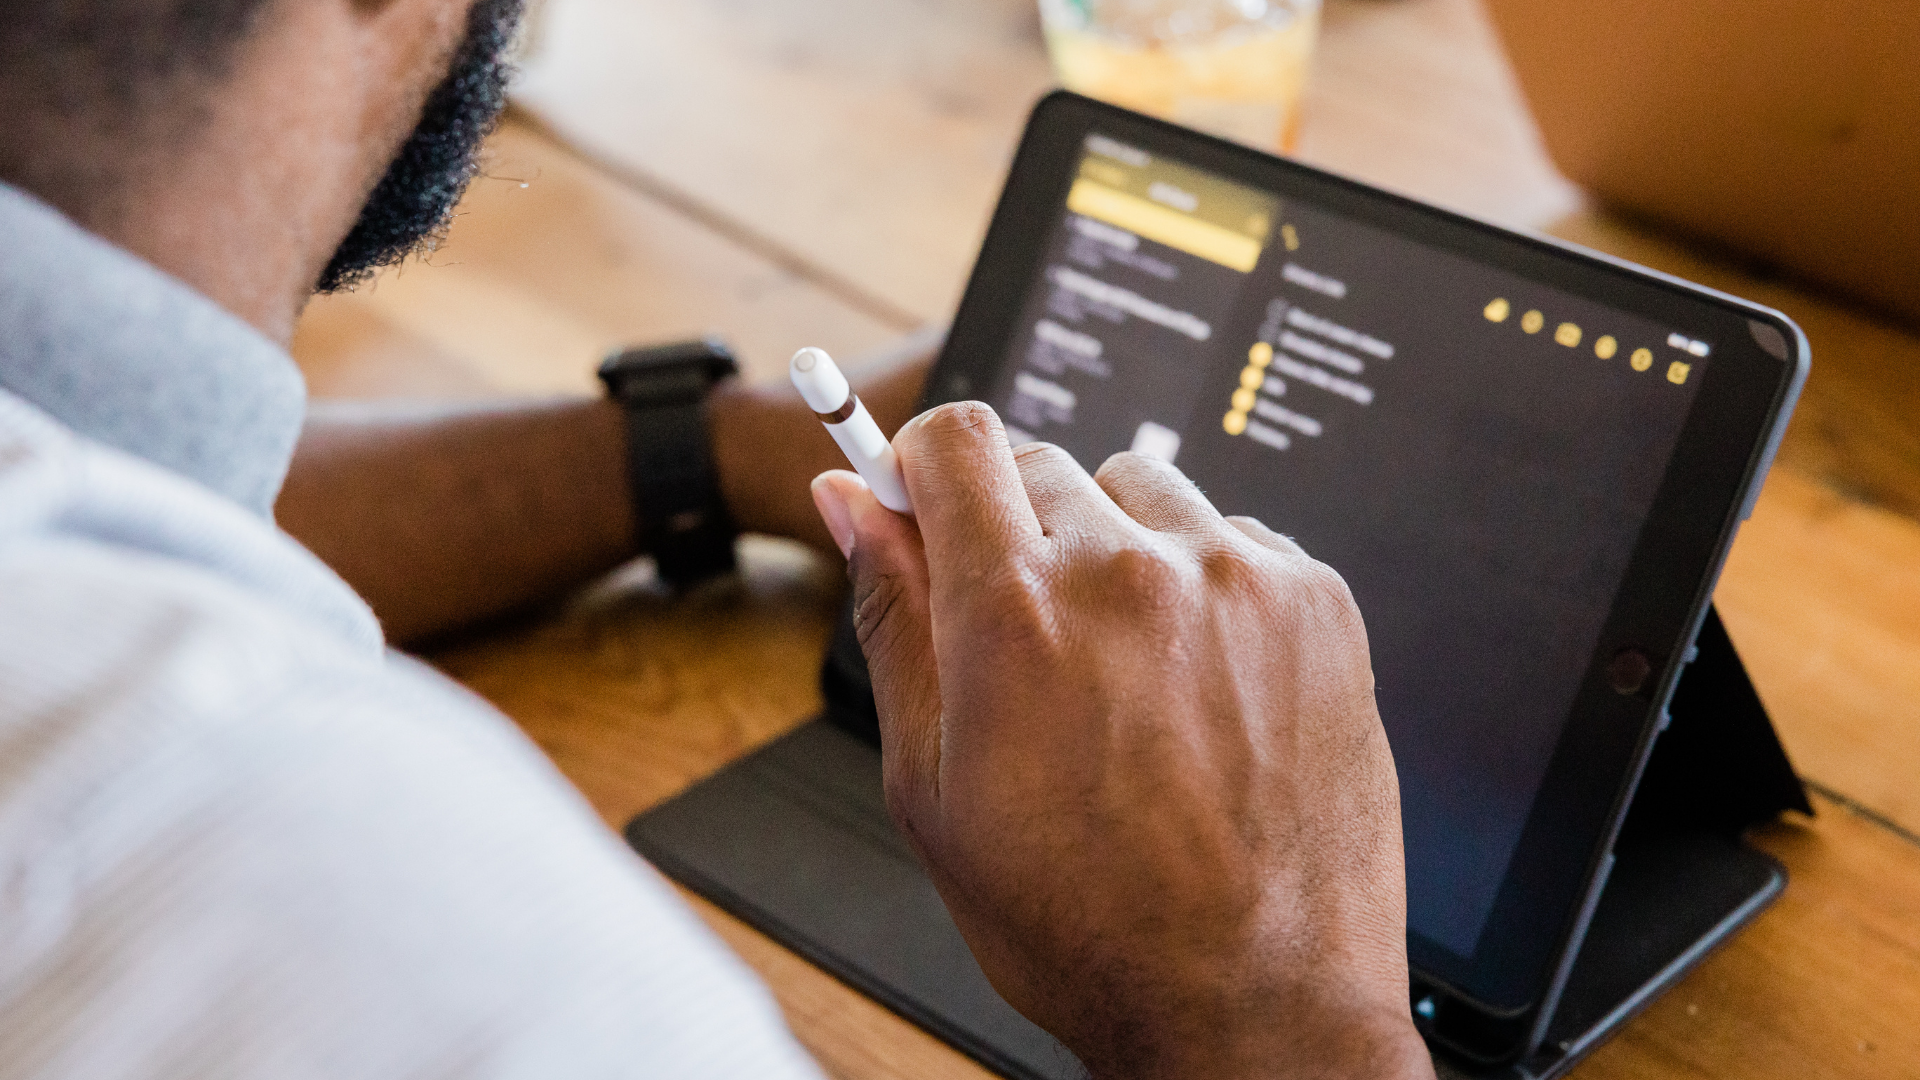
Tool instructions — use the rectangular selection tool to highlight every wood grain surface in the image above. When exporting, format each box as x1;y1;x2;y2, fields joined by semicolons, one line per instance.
296;122;901;400
288;0;1920;1076
510;0;1583;326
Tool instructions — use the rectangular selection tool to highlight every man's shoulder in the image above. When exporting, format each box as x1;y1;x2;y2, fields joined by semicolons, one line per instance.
0;386;382;649
0;464;556;863
0;514;495;776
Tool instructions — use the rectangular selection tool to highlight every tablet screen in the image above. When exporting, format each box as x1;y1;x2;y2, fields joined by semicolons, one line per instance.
978;132;1713;961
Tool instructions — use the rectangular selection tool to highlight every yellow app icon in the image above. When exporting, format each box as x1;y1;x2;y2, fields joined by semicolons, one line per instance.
1240;365;1265;390
1484;298;1511;323
1249;341;1274;367
1555;322;1583;348
1668;361;1692;385
1224;411;1248;435
1631;347;1654;372
1232;387;1256;412
1521;309;1544;334
1594;335;1618;360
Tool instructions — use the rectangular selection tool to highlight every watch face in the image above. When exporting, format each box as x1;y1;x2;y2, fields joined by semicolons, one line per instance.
600;338;741;400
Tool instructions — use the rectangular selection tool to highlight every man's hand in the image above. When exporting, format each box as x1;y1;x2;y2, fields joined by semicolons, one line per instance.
809;403;1433;1080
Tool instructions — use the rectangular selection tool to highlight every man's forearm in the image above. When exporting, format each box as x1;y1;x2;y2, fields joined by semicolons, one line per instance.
276;328;940;644
276;396;640;644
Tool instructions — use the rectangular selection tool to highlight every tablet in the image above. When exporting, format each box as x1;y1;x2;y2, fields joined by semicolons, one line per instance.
928;92;1807;1040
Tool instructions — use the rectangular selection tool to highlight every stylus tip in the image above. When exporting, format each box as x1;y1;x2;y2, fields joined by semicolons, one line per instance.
790;347;851;414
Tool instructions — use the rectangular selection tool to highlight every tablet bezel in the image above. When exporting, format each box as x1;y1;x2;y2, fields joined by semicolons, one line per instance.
925;92;1808;1026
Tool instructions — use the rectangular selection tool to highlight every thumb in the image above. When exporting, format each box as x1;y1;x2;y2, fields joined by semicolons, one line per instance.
810;471;943;834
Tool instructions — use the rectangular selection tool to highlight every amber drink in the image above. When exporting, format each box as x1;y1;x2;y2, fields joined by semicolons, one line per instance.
1039;0;1321;154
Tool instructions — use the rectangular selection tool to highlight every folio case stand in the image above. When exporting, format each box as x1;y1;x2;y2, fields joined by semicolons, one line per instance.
627;603;1810;1080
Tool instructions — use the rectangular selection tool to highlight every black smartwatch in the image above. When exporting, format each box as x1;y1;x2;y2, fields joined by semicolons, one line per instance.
597;338;742;588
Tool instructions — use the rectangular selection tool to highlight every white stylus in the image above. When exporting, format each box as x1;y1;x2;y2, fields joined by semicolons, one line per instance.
790;347;913;515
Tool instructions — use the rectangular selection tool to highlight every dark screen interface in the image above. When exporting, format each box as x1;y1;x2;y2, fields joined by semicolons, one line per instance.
986;134;1709;959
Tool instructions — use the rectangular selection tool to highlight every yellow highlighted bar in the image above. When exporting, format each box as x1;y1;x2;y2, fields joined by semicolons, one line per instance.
1067;179;1264;273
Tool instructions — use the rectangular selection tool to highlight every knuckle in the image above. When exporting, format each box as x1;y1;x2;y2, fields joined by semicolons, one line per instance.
985;561;1061;650
1012;442;1089;516
914;400;1002;444
1291;558;1367;636
1224;515;1307;559
1098;542;1193;610
1094;453;1214;528
1199;538;1364;639
1012;440;1073;471
1223;514;1276;540
1093;449;1169;488
1298;558;1357;606
849;558;914;656
1199;539;1279;597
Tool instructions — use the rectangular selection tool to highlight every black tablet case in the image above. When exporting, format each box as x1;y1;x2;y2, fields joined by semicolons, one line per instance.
628;602;1808;1079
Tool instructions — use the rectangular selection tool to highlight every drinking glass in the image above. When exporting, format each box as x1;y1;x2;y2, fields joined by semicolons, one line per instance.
1038;0;1323;154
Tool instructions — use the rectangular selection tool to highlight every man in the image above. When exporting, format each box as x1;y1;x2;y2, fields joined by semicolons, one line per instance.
0;0;1435;1076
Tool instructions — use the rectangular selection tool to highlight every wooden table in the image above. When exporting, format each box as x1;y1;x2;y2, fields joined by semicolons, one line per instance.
290;0;1920;1075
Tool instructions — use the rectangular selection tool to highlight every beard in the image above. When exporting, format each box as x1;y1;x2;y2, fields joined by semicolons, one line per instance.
315;0;525;293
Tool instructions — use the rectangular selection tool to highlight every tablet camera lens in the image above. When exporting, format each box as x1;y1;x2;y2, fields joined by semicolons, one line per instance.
1608;648;1654;696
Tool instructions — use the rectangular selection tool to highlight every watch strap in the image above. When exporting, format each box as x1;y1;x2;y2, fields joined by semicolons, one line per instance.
599;340;740;587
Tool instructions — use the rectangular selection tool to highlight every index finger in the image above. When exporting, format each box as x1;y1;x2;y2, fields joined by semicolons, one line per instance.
893;401;1042;574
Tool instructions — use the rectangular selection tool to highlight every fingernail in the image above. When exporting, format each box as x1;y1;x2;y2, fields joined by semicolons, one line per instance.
811;474;858;558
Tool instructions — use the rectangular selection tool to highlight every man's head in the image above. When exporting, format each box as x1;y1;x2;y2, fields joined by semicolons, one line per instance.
0;0;527;339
